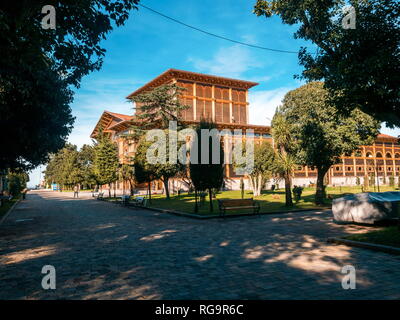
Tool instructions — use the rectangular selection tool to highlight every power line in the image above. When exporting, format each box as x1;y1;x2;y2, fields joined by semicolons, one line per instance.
138;3;304;54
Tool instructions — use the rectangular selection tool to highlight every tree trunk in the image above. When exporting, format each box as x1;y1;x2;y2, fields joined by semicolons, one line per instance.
147;181;152;203
113;182;116;198
315;167;329;205
284;171;293;206
108;183;111;198
129;180;134;196
162;178;170;199
194;189;198;213
208;188;213;212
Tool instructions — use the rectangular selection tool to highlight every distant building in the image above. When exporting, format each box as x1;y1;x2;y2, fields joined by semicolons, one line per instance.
91;69;400;193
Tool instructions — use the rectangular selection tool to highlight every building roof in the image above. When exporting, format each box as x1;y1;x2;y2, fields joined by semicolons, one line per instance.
126;69;259;99
377;133;399;141
90;111;134;138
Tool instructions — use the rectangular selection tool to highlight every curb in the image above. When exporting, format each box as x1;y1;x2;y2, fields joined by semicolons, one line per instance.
100;198;330;220
327;237;400;255
134;205;330;220
0;197;22;226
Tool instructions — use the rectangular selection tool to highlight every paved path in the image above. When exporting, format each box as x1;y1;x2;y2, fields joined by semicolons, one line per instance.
0;190;399;300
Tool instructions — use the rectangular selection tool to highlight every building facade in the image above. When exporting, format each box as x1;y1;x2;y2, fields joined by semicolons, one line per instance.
91;69;400;193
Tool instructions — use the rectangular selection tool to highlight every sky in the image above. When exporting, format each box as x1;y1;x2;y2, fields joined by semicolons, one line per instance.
28;0;400;187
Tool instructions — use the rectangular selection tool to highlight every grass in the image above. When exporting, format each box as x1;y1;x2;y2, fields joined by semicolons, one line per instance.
344;226;400;248
142;185;399;216
0;197;20;220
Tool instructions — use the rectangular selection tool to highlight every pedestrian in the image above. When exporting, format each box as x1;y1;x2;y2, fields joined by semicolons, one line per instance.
73;184;80;198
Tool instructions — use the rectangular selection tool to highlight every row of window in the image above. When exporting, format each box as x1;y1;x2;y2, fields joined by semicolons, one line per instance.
335;166;400;172
178;81;246;102
354;151;400;158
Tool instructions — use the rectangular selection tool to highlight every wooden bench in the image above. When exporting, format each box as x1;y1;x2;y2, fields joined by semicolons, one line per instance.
218;199;260;218
96;192;104;200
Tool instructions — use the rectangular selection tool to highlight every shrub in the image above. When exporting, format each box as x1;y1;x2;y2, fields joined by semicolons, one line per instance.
292;186;304;203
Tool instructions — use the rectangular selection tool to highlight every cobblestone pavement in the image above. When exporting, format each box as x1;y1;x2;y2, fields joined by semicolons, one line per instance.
0;190;399;300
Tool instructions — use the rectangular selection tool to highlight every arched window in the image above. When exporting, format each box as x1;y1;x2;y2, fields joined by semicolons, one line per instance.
395;153;400;159
386;152;392;158
366;152;373;157
354;150;362;157
376;152;383;158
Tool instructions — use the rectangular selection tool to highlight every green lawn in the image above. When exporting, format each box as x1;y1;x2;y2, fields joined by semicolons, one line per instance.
0;197;19;220
345;226;400;248
142;186;399;216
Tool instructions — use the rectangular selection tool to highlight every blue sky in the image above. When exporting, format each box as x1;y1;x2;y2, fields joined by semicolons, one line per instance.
28;0;400;186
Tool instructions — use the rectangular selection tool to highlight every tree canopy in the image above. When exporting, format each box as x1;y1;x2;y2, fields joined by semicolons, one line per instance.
93;135;119;196
254;0;400;128
276;82;381;204
189;120;224;212
0;1;139;171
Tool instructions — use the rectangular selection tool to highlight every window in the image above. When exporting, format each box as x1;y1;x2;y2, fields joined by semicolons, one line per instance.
395;153;400;159
366;152;373;157
386;152;392;158
354;150;362;157
376;152;383;158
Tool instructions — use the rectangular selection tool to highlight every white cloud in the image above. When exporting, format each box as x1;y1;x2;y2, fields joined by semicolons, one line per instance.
67;77;143;148
248;87;293;126
188;45;263;78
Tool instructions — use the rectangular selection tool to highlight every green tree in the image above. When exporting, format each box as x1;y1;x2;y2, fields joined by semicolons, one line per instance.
7;170;29;197
189;120;224;213
271;113;295;206
133;132;185;199
235;142;276;197
77;144;97;189
133;140;158;203
277;82;380;204
129;83;190;129
119;164;136;196
254;0;400;128
94;136;119;197
0;1;139;171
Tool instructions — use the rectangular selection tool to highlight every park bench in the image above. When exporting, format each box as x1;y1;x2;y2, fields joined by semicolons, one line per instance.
133;196;146;207
96;192;104;200
218;198;260;218
119;195;147;207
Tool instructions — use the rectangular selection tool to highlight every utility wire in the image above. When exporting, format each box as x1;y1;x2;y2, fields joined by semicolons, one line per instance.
138;3;307;55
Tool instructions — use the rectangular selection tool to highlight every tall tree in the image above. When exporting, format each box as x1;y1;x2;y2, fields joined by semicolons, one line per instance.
133;133;185;199
0;1;140;171
189;120;224;212
235;142;276;197
119;164;136;196
254;0;400;128
94;136;119;197
129;83;190;129
271;113;295;206
277;82;380;204
133;140;158;203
